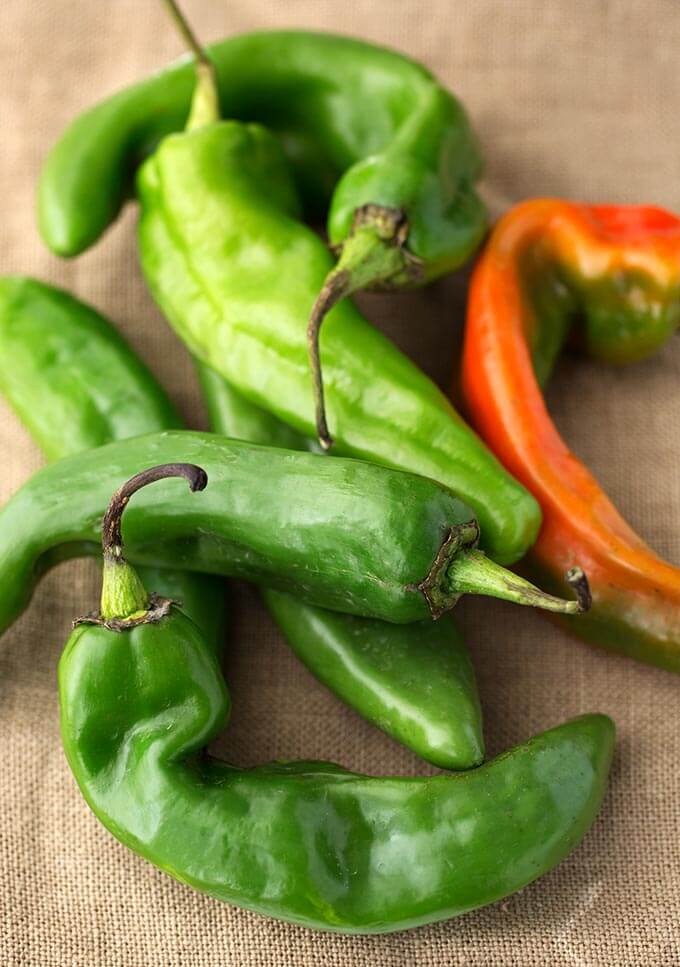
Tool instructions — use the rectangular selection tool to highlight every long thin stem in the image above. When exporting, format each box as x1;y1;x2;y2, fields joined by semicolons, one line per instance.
99;463;208;622
162;0;212;71
102;462;207;561
307;216;414;449
160;0;220;128
307;271;353;450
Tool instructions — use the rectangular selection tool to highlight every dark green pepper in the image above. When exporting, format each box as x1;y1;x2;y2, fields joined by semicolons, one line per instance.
60;464;615;933
0;275;484;769
199;363;483;768
0;429;588;636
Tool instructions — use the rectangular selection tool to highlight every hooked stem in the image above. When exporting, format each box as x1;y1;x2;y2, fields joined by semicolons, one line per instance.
307;271;352;451
307;205;424;449
161;0;220;129
446;550;591;615
99;463;208;622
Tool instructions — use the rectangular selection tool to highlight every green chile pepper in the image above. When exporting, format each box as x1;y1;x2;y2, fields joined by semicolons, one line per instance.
60;465;615;933
0;275;484;770
199;362;483;768
0;429;589;637
0;275;224;650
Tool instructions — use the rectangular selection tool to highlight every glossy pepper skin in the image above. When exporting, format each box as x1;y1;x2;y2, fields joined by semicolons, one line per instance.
135;117;538;565
199;363;483;769
0;429;587;637
0;276;181;458
0;275;225;651
60;601;615;932
38;30;486;280
462;199;680;673
0;273;485;770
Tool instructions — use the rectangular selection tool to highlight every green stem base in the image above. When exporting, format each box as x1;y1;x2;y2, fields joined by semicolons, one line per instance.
446;550;591;615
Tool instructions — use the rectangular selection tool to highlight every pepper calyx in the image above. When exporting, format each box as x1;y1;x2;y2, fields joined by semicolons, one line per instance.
333;204;424;290
414;523;592;618
74;593;177;632
99;553;150;623
414;521;480;619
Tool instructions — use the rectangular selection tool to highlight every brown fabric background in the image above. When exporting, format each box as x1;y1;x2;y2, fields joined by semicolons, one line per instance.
1;1;679;964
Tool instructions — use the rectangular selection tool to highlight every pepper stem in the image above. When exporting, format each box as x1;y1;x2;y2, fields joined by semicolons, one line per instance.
161;0;220;129
100;463;208;621
446;550;591;615
308;206;424;449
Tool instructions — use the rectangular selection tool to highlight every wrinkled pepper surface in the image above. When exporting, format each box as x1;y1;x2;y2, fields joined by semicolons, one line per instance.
462;199;680;673
60;462;615;933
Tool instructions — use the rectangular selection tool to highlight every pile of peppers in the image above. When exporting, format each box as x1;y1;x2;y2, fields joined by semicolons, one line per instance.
2;0;678;935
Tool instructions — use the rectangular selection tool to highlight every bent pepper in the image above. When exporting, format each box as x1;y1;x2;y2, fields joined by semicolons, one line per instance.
462;199;680;673
38;21;486;298
41;8;487;442
60;462;615;933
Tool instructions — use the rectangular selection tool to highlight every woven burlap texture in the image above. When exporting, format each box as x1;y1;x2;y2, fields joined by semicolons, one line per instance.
1;1;679;965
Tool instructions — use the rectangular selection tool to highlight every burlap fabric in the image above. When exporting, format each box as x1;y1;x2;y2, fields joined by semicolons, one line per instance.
1;1;679;964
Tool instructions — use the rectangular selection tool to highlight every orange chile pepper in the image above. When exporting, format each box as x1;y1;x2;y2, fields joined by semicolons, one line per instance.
462;199;680;673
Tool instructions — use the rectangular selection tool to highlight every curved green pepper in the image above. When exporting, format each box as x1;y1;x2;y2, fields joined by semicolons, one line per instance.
0;275;224;650
38;27;485;288
199;363;483;768
0;275;484;769
60;469;615;933
0;430;588;636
